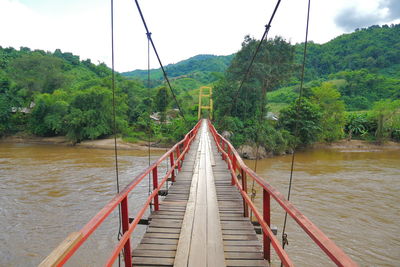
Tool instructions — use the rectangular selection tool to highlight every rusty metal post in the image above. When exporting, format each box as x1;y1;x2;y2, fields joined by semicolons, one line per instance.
221;142;225;160
232;154;237;173
263;189;271;262
170;153;175;182
176;147;181;171
121;197;132;267
152;167;159;211
241;168;249;217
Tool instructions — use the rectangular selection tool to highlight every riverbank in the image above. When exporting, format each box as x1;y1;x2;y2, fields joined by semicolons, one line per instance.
312;139;400;151
2;134;399;155
0;134;167;151
238;139;400;159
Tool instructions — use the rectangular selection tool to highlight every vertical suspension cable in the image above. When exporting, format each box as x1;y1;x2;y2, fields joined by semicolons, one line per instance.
110;0;122;265
147;34;153;211
281;0;311;256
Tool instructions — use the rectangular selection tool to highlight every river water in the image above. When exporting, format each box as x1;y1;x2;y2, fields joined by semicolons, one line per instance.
244;147;400;266
0;142;399;266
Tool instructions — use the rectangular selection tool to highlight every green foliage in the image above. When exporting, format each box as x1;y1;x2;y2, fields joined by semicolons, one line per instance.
64;86;127;143
1;24;400;146
154;86;170;113
371;99;400;143
311;82;345;142
0;94;11;135
294;24;400;80
344;113;370;139
9;53;67;97
122;54;234;88
214;36;295;122
331;69;399;110
29;92;69;136
278;98;323;146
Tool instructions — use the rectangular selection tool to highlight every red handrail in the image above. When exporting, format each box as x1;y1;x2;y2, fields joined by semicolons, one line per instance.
41;120;202;267
207;120;358;267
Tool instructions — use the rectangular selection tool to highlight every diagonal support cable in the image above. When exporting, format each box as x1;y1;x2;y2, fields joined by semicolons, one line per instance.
134;0;186;122
231;0;282;114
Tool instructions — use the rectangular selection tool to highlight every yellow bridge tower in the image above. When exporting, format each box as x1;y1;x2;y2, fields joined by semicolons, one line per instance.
197;86;213;120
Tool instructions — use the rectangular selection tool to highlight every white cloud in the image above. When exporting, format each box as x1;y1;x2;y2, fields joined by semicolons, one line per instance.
1;0;399;72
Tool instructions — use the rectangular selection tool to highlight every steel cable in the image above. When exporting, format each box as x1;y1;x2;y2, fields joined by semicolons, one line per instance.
134;0;186;122
232;0;282;115
110;0;123;265
281;0;312;262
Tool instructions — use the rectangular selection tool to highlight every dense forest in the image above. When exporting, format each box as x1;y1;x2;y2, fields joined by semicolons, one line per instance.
213;24;400;155
0;47;198;144
0;24;399;153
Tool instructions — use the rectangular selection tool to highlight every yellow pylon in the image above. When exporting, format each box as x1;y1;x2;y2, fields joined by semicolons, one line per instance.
197;86;213;120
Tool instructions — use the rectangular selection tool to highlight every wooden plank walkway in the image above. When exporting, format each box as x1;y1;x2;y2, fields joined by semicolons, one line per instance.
133;120;268;267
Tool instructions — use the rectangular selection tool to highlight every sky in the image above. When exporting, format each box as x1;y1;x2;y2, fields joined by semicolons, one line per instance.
0;0;399;72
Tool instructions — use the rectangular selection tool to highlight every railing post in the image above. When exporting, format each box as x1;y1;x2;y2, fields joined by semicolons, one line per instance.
241;168;249;217
263;189;271;262
232;153;237;173
121;197;132;267
152;167;159;211
221;142;225;160
170;153;175;182
176;147;181;171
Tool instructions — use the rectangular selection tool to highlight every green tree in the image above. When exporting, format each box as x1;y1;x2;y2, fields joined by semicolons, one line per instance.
154;86;170;122
29;91;69;136
214;36;295;122
278;98;322;146
345;113;369;140
372;99;400;143
9;53;67;97
311;82;345;141
65;86;115;143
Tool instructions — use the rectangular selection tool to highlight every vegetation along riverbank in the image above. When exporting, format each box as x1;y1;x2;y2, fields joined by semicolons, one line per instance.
1;24;399;157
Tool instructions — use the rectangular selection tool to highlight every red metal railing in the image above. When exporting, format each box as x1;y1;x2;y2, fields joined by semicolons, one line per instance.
40;120;202;267
207;120;358;267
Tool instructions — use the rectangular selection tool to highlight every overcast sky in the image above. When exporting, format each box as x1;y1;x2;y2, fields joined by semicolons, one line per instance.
0;0;399;72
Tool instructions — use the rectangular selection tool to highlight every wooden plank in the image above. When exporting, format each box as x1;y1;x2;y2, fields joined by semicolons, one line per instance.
39;232;82;267
173;159;199;267
204;131;226;267
223;234;258;241
223;240;261;246
225;252;264;260
133;249;176;258
226;259;267;266
148;220;182;228
132;256;174;266
143;233;180;239
141;238;178;245
147;227;181;234
224;245;263;253
187;134;208;267
134;244;177;251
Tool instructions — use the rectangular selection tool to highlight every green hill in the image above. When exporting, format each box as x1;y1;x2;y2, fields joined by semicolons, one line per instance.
1;24;399;144
294;24;400;80
122;54;234;87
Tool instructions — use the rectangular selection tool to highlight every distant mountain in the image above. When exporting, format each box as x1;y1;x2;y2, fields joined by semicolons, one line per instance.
294;24;400;80
123;24;399;88
121;54;234;86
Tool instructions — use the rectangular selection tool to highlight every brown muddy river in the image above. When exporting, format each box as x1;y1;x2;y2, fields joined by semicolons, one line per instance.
0;142;399;266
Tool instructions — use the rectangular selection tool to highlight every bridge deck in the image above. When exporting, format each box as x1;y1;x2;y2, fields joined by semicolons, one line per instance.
133;121;267;267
